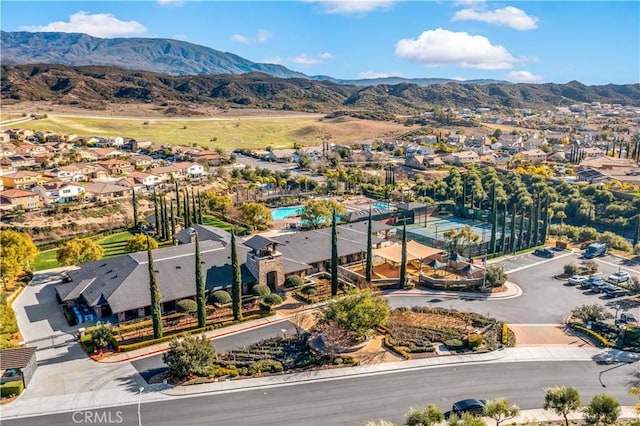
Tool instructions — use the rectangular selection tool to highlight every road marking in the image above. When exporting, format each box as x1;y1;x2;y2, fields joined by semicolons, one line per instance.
594;258;639;274
505;252;574;274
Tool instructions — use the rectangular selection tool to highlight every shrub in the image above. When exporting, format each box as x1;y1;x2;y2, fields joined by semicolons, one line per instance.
163;334;216;379
302;286;317;295
0;380;24;398
502;323;509;346
571;325;611;347
176;299;197;314
444;339;464;350
210;290;231;305
251;284;271;298
571;304;613;323
468;334;483;349
249;359;283;374
263;293;283;306
485;266;507;288
564;262;579;276
284;275;305;289
91;324;115;350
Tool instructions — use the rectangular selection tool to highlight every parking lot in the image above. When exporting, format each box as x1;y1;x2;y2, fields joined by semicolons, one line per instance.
388;250;640;325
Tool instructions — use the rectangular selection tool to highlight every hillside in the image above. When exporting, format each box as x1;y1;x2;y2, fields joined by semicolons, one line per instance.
2;64;639;115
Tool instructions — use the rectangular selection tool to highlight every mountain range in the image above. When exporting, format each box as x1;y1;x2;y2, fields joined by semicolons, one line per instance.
3;63;640;114
0;31;505;86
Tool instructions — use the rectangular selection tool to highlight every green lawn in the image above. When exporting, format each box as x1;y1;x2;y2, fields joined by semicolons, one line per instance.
33;231;135;271
202;216;248;234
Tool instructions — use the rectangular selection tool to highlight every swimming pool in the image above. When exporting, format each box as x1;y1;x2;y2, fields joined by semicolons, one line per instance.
372;202;394;210
271;206;303;220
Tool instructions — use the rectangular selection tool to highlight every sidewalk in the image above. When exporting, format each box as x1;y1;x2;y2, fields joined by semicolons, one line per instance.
383;281;522;300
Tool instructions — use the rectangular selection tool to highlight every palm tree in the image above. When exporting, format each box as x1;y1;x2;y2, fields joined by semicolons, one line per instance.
556;211;568;241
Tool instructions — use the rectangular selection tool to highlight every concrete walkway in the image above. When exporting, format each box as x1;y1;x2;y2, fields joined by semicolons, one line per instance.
384;281;522;300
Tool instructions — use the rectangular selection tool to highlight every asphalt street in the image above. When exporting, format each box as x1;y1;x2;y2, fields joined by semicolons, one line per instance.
389;252;640;324
6;361;637;426
132;320;296;381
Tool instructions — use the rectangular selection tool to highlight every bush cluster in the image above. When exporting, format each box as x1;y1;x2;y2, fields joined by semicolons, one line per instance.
210;290;231;305
444;339;464;350
571;324;611;347
284;275;305;289
0;380;24;398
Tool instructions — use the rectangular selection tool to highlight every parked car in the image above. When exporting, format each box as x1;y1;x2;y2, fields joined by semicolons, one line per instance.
452;399;487;416
607;271;630;284
616;313;638;326
580;276;603;290
604;286;629;298
534;248;555;258
568;275;588;286
590;280;608;293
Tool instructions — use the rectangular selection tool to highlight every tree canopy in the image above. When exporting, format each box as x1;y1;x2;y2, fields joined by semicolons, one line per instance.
0;230;38;284
57;238;104;266
543;386;581;426
299;199;346;229
125;234;158;253
162;334;216;379
239;202;272;231
322;289;390;338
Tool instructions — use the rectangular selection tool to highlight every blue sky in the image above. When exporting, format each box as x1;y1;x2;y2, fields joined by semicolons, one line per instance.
2;1;639;84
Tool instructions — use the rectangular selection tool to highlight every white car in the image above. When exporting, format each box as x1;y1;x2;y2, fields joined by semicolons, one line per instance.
608;271;630;284
568;275;587;285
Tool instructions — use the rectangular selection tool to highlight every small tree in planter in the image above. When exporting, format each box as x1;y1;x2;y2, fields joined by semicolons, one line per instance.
321;288;390;340
563;262;579;276
284;275;304;289
252;284;271;298
91;324;114;350
580;260;598;275
176;299;198;316
485;266;507;288
209;290;231;306
263;293;283;306
571;304;613;323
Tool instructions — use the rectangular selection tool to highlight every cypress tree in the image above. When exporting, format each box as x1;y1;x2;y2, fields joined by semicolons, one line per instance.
331;210;339;296
169;198;176;241
197;191;203;225
153;188;160;238
489;185;497;254
184;191;190;228
365;206;373;282
510;203;517;253
147;236;163;339
499;202;507;255
195;233;206;328
191;188;197;226
399;220;408;289
634;214;640;248
460;175;467;217
175;181;181;218
132;189;138;229
162;196;170;241
231;232;242;321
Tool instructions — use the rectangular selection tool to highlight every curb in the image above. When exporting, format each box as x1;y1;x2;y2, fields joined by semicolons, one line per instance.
382;282;522;301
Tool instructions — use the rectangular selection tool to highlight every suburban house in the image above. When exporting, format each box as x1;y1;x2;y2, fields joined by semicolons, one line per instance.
405;154;445;170
98;159;134;176
44;164;87;182
189;150;223;166
0;171;45;190
0;156;36;169
56;221;391;323
520;149;548;164
443;151;480;166
83;182;131;200
128;171;162;188
0;347;37;389
269;149;297;163
33;181;85;205
0;189;41;211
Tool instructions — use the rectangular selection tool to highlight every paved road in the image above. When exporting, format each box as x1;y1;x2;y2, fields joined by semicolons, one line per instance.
235;153;326;183
6;361;637;426
132;321;296;381
389;252;640;324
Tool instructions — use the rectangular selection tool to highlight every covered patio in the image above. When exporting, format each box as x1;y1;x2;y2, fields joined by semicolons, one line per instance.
367;240;445;279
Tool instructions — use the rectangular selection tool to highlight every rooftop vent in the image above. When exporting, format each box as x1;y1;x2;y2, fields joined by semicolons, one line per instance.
176;265;181;269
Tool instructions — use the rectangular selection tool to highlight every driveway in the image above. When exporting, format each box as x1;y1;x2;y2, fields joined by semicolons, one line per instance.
13;270;79;347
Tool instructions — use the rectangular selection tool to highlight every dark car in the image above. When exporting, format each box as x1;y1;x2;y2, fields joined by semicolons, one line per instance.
452;399;487;416
534;248;555;258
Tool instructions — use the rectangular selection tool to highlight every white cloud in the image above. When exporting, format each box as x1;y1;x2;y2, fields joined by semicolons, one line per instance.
231;34;250;44
157;0;185;5
309;0;397;14
20;11;146;38
257;29;273;43
231;29;272;44
358;71;404;79
453;6;538;30
395;28;516;70
289;52;335;66
263;56;283;65
507;70;543;83
171;34;189;41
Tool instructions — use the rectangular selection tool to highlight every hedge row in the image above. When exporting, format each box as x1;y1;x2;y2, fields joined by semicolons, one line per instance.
571;324;611;348
502;323;509;346
0;380;24;398
382;335;410;359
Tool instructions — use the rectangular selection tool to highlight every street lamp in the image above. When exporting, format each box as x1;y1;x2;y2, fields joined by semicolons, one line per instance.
137;386;144;426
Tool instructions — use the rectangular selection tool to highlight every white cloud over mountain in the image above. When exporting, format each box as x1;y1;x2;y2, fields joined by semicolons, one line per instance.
507;70;543;82
21;11;146;38
396;28;516;70
289;53;334;66
453;6;538;30
231;29;273;44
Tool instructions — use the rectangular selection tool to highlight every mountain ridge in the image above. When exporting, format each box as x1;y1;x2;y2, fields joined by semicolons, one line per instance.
3;64;639;115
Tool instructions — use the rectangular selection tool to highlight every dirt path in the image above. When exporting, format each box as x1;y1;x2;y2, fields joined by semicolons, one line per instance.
509;324;591;347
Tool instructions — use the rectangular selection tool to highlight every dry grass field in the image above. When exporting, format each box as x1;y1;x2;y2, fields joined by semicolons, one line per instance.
1;102;412;150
